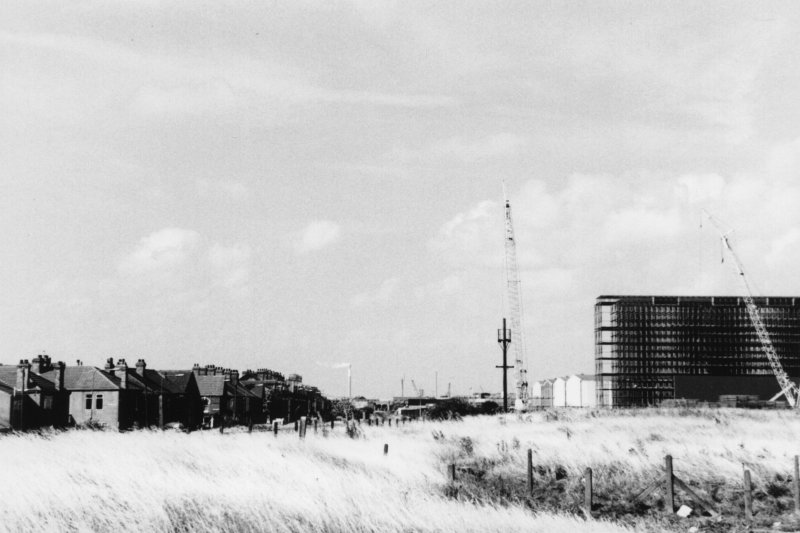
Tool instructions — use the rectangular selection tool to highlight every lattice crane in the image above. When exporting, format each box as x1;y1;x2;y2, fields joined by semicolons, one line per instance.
503;184;529;409
704;211;800;408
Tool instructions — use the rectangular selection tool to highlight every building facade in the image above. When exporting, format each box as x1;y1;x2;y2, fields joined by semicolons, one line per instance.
595;295;800;407
566;374;596;407
552;377;567;407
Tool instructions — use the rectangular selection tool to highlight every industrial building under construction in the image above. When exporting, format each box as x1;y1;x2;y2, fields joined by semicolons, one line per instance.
595;295;800;407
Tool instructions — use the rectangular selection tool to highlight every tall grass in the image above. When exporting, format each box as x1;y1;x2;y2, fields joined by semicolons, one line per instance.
0;422;632;533
4;409;798;532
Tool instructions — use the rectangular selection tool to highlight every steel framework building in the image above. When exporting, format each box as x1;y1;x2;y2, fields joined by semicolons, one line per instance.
595;295;800;407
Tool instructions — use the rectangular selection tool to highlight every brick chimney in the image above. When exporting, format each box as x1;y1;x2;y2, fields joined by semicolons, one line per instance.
31;355;44;374
116;359;128;389
104;357;114;370
192;363;201;376
230;370;239;387
16;359;30;392
135;359;146;377
54;361;65;391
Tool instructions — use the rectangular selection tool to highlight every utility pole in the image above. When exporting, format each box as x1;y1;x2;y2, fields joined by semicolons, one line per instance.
497;318;514;412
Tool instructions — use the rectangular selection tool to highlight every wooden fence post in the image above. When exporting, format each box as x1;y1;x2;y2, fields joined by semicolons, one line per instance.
294;420;299;432
664;455;674;513
744;469;753;524
273;420;278;436
584;467;593;514
314;418;318;433
299;416;307;439
449;463;457;482
331;419;334;430
384;443;389;455
526;449;533;495
794;455;800;514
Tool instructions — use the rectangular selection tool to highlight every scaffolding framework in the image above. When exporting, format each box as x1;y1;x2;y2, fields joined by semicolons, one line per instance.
595;295;800;407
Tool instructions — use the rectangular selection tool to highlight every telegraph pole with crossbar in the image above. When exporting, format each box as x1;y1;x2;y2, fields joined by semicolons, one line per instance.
497;318;514;412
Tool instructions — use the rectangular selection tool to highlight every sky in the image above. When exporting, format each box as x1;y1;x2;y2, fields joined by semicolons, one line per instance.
3;1;800;399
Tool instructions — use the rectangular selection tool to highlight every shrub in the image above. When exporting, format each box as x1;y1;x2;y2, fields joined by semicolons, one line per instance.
428;398;474;420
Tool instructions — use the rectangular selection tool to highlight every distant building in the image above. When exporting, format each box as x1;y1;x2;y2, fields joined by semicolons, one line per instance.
566;374;596;407
0;357;68;429
539;379;554;408
552;377;567;407
595;295;800;407
193;365;260;427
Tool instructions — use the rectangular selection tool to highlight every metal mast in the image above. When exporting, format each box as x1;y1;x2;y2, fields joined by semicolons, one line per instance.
704;211;799;408
503;184;528;408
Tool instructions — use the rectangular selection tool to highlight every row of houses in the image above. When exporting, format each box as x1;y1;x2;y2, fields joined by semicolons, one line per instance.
0;356;329;431
529;374;597;408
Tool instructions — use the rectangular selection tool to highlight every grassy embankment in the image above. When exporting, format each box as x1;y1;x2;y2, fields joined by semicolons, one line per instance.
2;409;800;532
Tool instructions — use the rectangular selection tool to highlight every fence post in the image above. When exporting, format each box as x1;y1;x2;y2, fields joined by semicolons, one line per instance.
273;420;278;436
299;416;307;439
314;418;318;433
794;455;800;514
449;463;457;482
331;419;335;430
294;420;299;432
389;418;392;427
584;467;593;514
526;449;533;495
384;443;389;455
744;469;753;524
664;455;674;513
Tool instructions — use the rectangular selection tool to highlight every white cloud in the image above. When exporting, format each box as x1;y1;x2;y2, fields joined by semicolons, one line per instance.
119;228;200;275
430;201;501;267
603;207;683;245
295;220;342;254
208;243;252;293
350;277;400;307
676;173;726;204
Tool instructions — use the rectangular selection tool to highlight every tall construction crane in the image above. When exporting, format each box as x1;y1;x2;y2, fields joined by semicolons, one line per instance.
503;184;529;409
704;211;800;408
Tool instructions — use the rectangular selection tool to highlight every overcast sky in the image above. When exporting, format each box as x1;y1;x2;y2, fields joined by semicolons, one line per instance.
3;2;800;398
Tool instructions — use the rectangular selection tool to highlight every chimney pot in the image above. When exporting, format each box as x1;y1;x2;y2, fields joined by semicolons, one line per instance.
115;359;128;389
54;362;65;391
16;360;30;392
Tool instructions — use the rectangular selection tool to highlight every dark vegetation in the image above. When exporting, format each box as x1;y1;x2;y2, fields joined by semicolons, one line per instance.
427;398;500;420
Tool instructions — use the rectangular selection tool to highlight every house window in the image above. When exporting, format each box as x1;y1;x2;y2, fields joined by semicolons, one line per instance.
85;394;93;410
95;394;103;410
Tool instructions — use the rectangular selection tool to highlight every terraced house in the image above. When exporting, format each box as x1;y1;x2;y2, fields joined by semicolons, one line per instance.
0;356;69;430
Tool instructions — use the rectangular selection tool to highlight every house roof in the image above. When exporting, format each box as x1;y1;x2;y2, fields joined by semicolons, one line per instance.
40;366;119;391
195;374;226;397
0;367;58;392
158;371;195;394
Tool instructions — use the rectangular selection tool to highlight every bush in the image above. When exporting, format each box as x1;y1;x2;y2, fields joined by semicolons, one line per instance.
428;398;474;420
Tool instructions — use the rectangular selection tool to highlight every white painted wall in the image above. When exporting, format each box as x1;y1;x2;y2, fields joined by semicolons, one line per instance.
566;375;597;407
552;377;567;407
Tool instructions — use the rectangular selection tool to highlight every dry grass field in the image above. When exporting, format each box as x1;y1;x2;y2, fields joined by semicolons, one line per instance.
2;409;800;532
